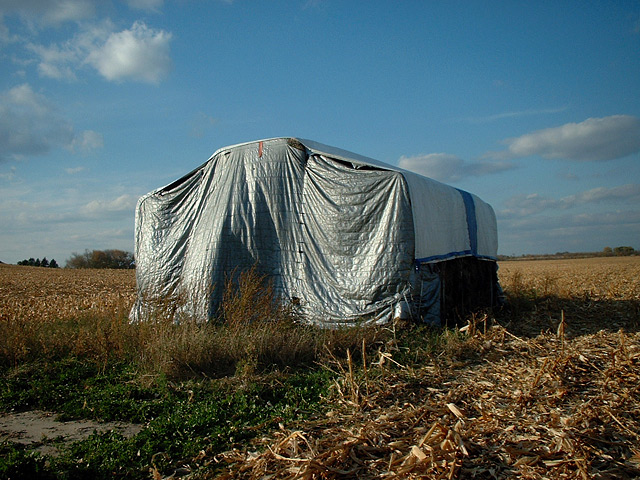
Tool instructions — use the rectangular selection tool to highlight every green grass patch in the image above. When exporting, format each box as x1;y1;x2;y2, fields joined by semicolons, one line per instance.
0;356;335;479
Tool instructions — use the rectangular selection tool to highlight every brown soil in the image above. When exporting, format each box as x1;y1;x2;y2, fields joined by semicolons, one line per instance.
0;410;142;456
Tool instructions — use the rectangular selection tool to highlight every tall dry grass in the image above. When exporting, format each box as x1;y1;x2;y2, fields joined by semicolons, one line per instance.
0;264;383;379
133;267;384;379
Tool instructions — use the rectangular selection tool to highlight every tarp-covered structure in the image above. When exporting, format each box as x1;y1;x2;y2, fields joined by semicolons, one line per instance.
130;138;500;327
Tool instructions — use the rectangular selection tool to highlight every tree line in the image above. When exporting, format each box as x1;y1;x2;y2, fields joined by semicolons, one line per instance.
16;249;135;269
602;246;636;256
66;249;135;269
498;245;637;261
17;257;59;268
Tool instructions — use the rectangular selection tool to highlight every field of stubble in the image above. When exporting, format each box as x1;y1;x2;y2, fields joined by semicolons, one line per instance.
0;257;639;479
1;256;638;327
0;264;135;323
218;256;640;479
498;256;639;334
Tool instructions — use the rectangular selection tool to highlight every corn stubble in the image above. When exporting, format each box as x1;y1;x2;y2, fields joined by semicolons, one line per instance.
1;257;640;479
214;257;640;479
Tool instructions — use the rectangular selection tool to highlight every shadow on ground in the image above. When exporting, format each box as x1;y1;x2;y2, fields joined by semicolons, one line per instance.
497;291;640;338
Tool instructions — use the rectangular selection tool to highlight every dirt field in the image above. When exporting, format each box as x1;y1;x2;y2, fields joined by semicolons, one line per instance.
0;410;142;457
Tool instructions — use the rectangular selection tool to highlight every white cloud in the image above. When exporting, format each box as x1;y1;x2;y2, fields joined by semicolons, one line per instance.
0;84;103;161
70;130;103;153
0;83;74;160
0;15;17;46
399;153;464;182
499;184;640;218
5;83;49;113
462;107;566;124
398;153;515;182
81;194;137;217
0;166;17;181
13;14;172;84
38;61;77;80
65;166;85;174
125;0;164;12
567;184;640;204
43;0;95;24
558;171;579;181
0;0;96;26
27;41;79;80
85;21;172;84
499;193;562;218
491;115;640;161
67;228;133;247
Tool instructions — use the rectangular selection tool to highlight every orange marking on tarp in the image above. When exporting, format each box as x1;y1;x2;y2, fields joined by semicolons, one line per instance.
258;141;263;157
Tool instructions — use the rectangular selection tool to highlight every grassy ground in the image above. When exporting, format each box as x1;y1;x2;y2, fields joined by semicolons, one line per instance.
0;258;639;479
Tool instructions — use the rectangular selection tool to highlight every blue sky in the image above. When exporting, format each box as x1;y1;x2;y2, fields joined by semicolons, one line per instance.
1;0;639;263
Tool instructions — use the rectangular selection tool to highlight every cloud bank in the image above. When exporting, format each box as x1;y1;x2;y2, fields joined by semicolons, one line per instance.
0;84;102;161
398;153;515;182
499;208;640;255
499;184;640;218
491;115;640;161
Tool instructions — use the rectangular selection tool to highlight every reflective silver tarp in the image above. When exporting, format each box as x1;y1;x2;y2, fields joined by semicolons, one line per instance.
130;138;498;327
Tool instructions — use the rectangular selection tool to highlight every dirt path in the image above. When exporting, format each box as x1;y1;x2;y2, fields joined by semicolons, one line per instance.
0;410;143;456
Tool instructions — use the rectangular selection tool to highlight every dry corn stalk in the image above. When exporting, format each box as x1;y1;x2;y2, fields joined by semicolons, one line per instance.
214;256;640;479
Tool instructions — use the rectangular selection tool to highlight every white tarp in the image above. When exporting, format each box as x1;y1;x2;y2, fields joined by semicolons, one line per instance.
130;137;498;326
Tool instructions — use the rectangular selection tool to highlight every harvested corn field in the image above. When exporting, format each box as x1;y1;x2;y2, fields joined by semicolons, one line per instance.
0;264;137;366
0;264;135;322
498;257;640;337
211;257;640;479
1;257;639;479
